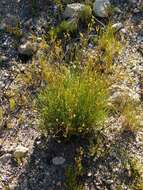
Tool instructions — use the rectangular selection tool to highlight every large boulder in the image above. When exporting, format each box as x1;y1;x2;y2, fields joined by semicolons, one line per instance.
64;3;85;18
93;0;111;18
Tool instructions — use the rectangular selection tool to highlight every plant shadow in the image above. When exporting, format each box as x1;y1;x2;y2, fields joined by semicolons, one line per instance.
15;129;137;190
16;135;81;190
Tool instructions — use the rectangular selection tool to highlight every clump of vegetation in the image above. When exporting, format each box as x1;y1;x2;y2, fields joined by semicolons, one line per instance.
0;107;3;126
65;166;84;190
48;19;78;41
9;97;16;112
37;63;108;139
98;24;121;66
58;19;78;34
128;158;143;189
5;22;23;39
120;99;142;132
79;5;92;24
48;4;92;40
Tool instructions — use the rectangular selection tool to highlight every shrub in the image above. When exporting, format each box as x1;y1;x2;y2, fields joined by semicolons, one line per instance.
5;22;23;39
65;166;84;190
37;64;108;139
98;24;121;65
48;19;78;40
59;19;78;34
128;158;143;189
110;93;142;132
120;99;142;132
9;97;16;112
79;5;92;24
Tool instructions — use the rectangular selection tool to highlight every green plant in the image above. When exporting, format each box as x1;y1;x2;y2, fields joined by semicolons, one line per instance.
128;158;143;189
121;100;142;132
5;22;23;39
31;0;37;16
0;107;3;126
75;147;84;176
48;19;78;41
9;97;15;112
110;94;142;133
98;24;121;66
59;19;78;33
65;166;84;190
79;5;92;24
37;64;108;139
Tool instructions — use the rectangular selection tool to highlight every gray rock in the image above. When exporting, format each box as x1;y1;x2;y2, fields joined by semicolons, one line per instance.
52;156;66;165
18;41;36;56
112;22;123;31
114;7;122;14
64;3;85;18
14;145;28;159
93;0;111;18
0;153;12;165
0;55;8;63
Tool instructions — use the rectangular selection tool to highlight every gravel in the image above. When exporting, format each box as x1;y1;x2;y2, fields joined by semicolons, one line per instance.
0;0;143;189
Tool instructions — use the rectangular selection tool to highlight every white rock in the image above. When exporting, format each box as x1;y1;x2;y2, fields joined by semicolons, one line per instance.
18;41;36;56
93;0;111;18
114;7;122;13
112;22;123;31
87;172;92;177
14;146;28;159
120;28;127;34
52;156;66;165
64;3;85;18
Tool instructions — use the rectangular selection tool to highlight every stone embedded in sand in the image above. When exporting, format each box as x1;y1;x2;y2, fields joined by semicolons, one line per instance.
18;41;36;56
14;145;28;160
0;153;12;165
93;0;111;18
52;156;66;165
64;3;85;18
112;22;123;31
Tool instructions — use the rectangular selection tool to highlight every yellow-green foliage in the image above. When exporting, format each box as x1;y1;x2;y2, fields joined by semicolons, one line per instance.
98;24;121;65
59;19;78;34
121;100;141;132
10;97;15;112
79;5;92;24
5;23;22;39
39;40;64;69
0;107;3;125
48;5;92;40
75;147;84;176
128;158;143;189
65;166;84;190
37;64;108;138
49;19;78;39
